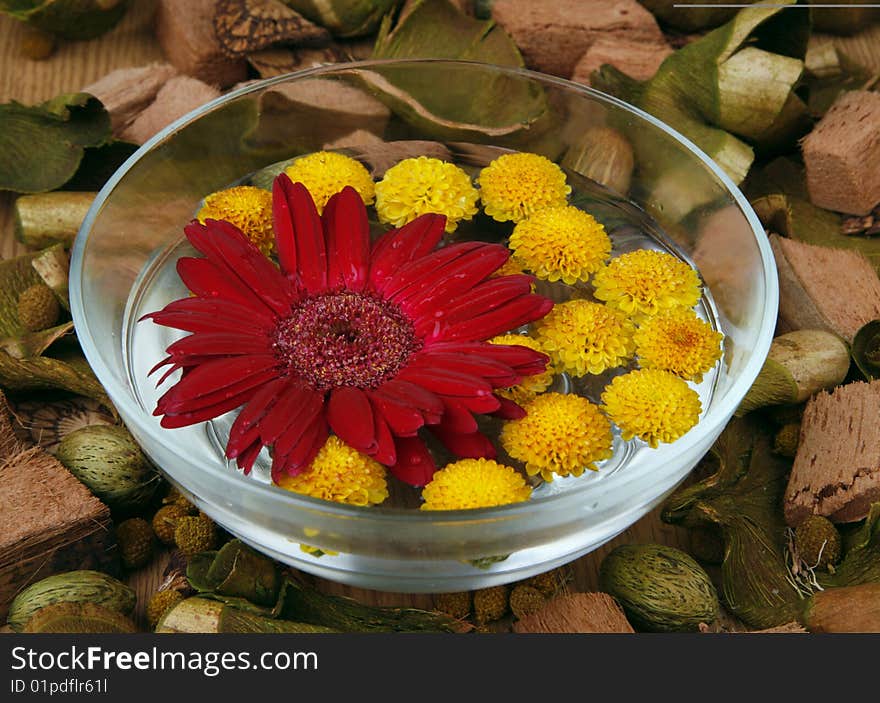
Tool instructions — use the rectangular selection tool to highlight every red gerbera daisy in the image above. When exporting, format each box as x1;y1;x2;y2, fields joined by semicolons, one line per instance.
144;173;553;486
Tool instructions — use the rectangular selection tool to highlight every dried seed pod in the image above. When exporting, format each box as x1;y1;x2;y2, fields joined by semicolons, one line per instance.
509;585;547;619
152;503;194;545
174;514;218;555
433;591;471;619
24;602;138;633
213;0;331;57
147;590;185;630
472;585;509;624
773;423;800;458
795;515;842;570
116;517;154;570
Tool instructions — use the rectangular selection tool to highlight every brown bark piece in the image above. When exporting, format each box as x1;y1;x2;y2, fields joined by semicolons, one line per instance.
121;76;223;145
512;592;635;633
0;445;115;621
784;380;880;526
802;90;880;215
770;234;880;342
155;0;248;88
491;0;665;78
570;36;672;85
82;63;178;138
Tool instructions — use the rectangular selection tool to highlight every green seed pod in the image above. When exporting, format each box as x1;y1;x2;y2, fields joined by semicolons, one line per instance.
56;424;161;514
7;570;135;632
599;543;719;632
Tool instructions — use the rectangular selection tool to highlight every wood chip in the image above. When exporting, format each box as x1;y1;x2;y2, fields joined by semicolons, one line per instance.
82;63;178;137
120;75;222;145
802;90;880;216
784;380;880;525
770;234;880;342
0;421;115;620
570;36;672;85
512;592;635;633
155;0;248;88
213;0;331;58
490;0;665;78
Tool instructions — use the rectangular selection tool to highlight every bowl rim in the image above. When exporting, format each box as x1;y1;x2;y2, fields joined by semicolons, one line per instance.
69;58;778;524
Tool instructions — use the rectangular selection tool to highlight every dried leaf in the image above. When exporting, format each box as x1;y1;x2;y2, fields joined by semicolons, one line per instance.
0;92;111;194
0;249;47;338
804;43;876;117
0;322;73;359
213;0;330;58
0;0;129;40
820;502;880;588
367;0;547;142
280;0;402;38
662;416;806;629
0;346;107;400
593;2;810;187
852;320;880;381
638;0;736;32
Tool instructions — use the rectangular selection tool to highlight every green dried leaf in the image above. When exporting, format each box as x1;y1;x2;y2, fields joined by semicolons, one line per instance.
0;249;47;338
0;346;106;400
0;92;111;194
593;2;810;188
207;540;281;607
638;0;736;32
0;321;73;359
852;320;880;380
280;0;401;38
662;416;806;629
0;0;129;40
821;502;880;588
367;0;547;141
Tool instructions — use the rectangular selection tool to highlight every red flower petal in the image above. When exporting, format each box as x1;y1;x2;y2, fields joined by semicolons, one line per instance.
367;392;424;436
156;355;279;414
408;352;519;388
399;245;510;317
272;414;328;480
433;295;553;343
272;394;325;459
490;396;527;420
327;386;377;454
429;341;549;376
324;186;370;292
389;435;437;487
143;298;274;334
161;332;270;366
370;379;444;421
429;426;497;460
272;174;298;277
273;174;327;294
415;275;533;339
177;257;265;311
396;366;493;399
234;439;263;475
159;387;258;428
258;381;323;445
368;213;446;289
184;220;296;317
438;399;478;434
378;241;483;301
372;411;397;466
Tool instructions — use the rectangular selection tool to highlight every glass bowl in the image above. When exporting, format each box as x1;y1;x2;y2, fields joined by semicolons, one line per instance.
70;59;777;593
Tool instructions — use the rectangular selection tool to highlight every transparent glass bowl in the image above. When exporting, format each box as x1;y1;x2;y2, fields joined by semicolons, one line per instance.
70;60;777;592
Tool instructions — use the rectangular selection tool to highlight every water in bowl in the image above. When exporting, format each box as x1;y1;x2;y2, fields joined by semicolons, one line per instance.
122;147;723;508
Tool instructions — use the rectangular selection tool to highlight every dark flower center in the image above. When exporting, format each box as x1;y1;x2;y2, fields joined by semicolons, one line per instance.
273;291;420;391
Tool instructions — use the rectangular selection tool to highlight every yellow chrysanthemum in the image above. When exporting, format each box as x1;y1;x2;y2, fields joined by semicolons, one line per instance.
489;334;554;405
477;152;571;223
374;156;478;233
634;309;724;383
592;250;702;319
500;393;613;481
533;299;636;376
283;151;375;214
420;458;532;510
601;369;702;448
275;435;388;506
509;206;611;284
197;185;274;256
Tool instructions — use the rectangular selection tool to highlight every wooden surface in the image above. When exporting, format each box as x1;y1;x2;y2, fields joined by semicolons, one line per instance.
0;0;695;617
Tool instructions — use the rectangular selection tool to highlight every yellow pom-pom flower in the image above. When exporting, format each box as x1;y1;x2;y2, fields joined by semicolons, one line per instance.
601;368;702;448
477;152;571;223
489;334;554;405
634;309;724;383
420;458;532;510
533;299;636;376
197;185;274;256
500;393;613;481
592;249;702;319
509;206;611;284
374;156;478;233
283;151;375;214
275;435;388;506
